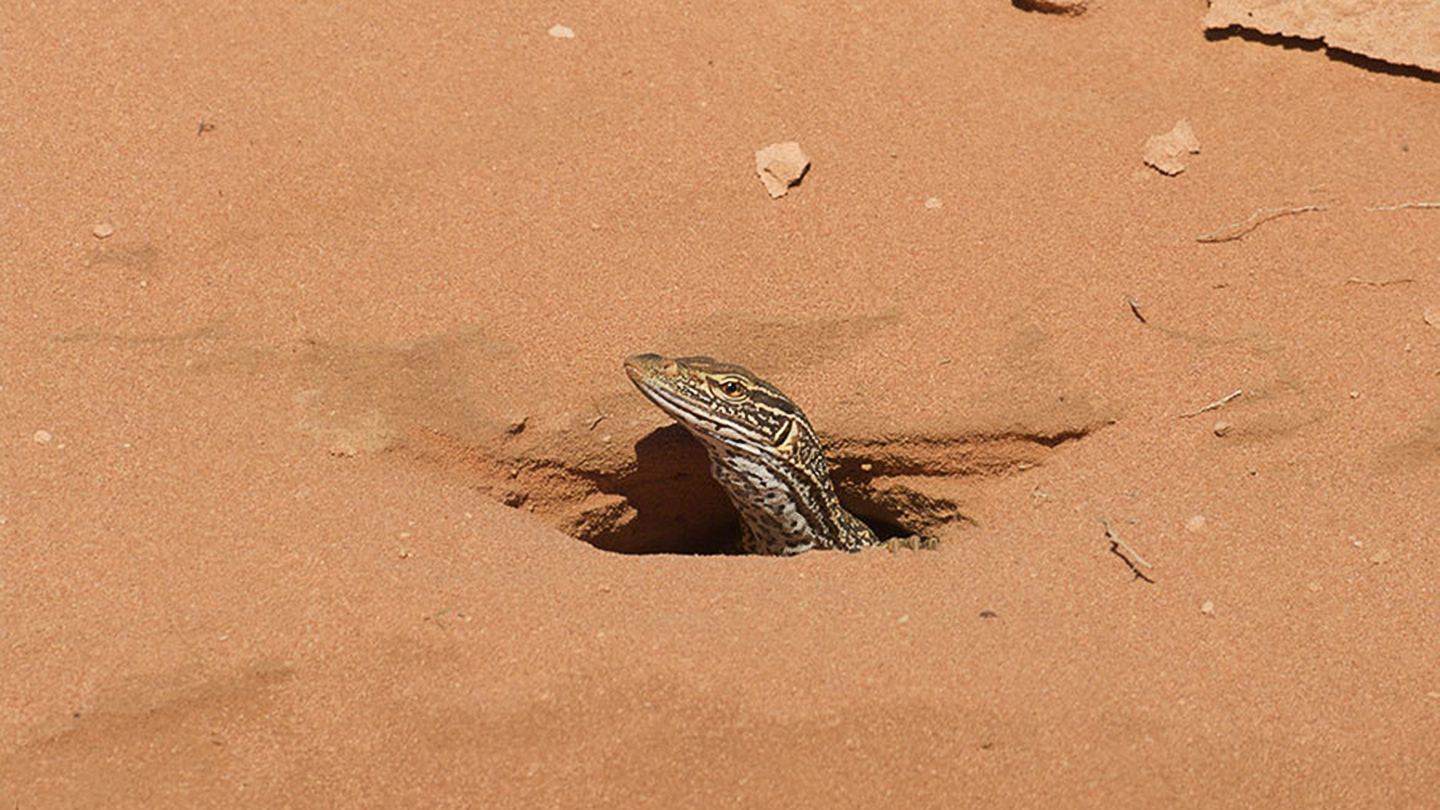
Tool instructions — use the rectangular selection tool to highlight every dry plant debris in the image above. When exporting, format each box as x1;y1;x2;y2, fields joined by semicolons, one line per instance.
1195;205;1326;243
1179;389;1242;419
1101;518;1154;583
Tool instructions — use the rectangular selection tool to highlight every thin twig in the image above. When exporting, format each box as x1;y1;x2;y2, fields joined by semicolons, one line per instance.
1345;277;1416;287
1178;389;1242;418
1196;205;1326;243
1101;518;1154;583
1367;202;1440;211
1125;296;1147;323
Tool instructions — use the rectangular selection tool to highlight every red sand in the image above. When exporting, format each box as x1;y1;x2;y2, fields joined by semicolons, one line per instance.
4;2;1438;807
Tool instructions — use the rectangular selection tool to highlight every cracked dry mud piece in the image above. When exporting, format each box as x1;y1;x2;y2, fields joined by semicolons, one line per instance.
1204;0;1440;74
1143;119;1200;176
755;142;810;198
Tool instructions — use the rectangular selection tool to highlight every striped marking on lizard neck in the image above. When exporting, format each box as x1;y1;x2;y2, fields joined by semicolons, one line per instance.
624;353;878;555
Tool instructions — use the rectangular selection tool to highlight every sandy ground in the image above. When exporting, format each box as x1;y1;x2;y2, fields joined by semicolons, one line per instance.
4;2;1438;807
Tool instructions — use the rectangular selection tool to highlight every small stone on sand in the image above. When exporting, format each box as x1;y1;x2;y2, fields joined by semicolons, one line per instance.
33;429;53;444
924;197;943;209
92;222;115;239
1185;514;1206;532
1014;0;1088;15
1213;420;1232;437
1143;119;1200;176
548;24;575;39
1200;600;1215;616
1368;549;1392;565
1424;306;1440;327
754;141;810;198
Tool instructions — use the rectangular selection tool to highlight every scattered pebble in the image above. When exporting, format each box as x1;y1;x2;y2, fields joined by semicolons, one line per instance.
1200;600;1215;616
33;430;53;444
505;415;528;435
328;442;359;458
398;548;412;559
92;222;115;239
1368;549;1392;565
1306;581;1322;592
1014;0;1088;14
896;614;910;624
1212;420;1232;437
1424;306;1440;327
1349;390;1360;399
1143;119;1200;176
1185;514;1206;532
548;24;575;39
979;610;999;619
754;141;810;198
924;197;943;209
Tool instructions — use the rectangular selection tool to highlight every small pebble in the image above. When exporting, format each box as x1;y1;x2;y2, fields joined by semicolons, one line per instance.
1368;549;1392;565
1015;0;1088;14
1200;600;1215;616
1348;390;1360;399
1424;306;1440;327
548;24;575;39
1212;420;1232;437
1185;515;1206;532
1306;581;1322;592
924;197;943;209
92;222;115;239
896;614;909;624
33;430;53;444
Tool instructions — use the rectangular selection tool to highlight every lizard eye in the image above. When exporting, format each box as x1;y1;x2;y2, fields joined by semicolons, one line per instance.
718;379;747;398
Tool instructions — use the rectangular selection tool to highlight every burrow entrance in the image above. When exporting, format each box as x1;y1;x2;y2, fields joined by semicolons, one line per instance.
580;426;927;554
411;421;1097;556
